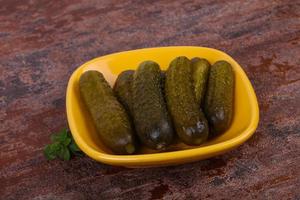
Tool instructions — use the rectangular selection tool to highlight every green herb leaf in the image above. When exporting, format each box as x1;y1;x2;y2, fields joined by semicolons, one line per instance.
51;129;68;143
58;147;71;161
69;140;83;156
44;128;83;161
69;140;80;152
44;144;56;160
63;137;72;146
44;143;61;160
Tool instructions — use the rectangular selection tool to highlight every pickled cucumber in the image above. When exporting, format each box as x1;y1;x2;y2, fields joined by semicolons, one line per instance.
191;57;210;106
204;60;234;137
113;70;134;114
132;61;174;150
165;56;209;145
79;70;136;154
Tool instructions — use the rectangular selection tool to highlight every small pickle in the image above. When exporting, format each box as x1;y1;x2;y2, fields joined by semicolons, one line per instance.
132;61;174;150
204;60;234;137
113;70;134;115
79;70;136;154
191;57;210;106
165;56;209;145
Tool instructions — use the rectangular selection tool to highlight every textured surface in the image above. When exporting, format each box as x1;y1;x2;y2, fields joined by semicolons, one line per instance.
1;0;299;199
79;71;135;155
166;56;209;145
132;61;173;150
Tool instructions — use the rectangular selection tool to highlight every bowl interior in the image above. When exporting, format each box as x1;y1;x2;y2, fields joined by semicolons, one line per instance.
67;46;258;164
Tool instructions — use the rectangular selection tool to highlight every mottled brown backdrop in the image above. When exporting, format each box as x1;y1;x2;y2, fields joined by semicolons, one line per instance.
1;0;299;199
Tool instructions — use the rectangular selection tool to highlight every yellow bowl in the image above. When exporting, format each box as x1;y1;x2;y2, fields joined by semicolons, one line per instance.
66;46;259;167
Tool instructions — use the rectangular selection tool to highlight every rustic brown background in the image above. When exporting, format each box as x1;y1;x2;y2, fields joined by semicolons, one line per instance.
1;0;300;199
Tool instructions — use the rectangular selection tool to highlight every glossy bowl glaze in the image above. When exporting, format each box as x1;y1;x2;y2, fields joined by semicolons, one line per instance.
66;46;259;167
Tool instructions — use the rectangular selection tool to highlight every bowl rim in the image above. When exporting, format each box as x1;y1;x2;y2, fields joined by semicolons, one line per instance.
66;46;259;166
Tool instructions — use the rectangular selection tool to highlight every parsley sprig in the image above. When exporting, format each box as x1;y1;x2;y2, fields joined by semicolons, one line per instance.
44;129;83;161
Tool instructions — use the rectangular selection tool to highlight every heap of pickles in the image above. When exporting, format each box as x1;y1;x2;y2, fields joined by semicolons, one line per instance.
79;56;234;154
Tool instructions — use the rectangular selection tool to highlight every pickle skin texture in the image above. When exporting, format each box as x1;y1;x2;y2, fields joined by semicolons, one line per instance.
113;70;134;115
165;56;209;145
204;60;234;137
132;61;174;150
79;70;136;154
191;57;211;106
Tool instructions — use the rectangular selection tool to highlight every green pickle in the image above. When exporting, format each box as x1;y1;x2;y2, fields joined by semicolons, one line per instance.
165;56;209;145
204;60;234;137
79;70;136;154
113;70;134;115
191;57;210;106
132;61;174;150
